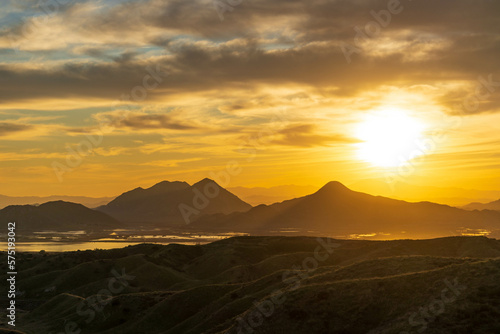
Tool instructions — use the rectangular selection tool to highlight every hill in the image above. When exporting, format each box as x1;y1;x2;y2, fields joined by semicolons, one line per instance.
462;199;500;211
227;185;318;206
97;179;252;225
350;179;500;206
192;181;500;239
0;201;120;234
6;236;500;333
0;194;114;209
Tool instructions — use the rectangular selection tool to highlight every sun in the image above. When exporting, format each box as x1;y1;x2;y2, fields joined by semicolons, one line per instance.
355;108;426;167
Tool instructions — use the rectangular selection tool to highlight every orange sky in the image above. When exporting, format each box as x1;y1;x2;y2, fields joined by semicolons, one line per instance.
0;0;500;203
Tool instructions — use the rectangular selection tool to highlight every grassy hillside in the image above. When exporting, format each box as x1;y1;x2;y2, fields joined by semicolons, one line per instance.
1;236;499;333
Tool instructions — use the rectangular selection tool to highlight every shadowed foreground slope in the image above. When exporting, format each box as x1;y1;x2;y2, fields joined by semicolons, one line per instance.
2;236;500;333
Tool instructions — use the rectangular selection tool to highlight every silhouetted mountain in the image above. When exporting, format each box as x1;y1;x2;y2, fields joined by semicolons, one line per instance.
0;194;114;209
192;181;500;239
0;201;120;233
462;199;500;211
228;184;318;205
350;178;500;206
11;236;500;333
97;179;252;225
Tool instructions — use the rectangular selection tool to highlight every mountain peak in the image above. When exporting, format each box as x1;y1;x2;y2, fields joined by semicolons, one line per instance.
193;178;220;188
98;178;251;224
317;181;350;193
38;200;86;209
148;180;189;191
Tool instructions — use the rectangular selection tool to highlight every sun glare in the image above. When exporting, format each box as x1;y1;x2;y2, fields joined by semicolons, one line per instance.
355;108;426;167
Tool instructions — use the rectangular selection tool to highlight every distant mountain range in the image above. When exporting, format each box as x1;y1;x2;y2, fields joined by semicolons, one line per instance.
0;201;120;233
193;181;500;239
0;194;114;209
97;178;252;225
3;180;500;239
3;180;497;210
350;179;500;206
227;185;318;206
462;199;500;211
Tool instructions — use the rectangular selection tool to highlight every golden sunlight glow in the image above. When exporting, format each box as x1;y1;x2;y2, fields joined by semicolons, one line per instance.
355;108;426;167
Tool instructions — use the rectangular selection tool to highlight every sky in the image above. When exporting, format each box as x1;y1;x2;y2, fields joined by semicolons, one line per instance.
0;0;500;199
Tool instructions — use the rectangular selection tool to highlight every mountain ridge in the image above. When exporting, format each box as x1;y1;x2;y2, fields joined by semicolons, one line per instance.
97;178;252;225
192;181;500;239
462;199;500;211
0;200;120;233
0;194;114;209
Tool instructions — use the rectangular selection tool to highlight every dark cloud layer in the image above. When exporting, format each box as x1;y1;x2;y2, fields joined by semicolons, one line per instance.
99;112;198;131
276;124;359;147
0;0;499;114
0;122;33;136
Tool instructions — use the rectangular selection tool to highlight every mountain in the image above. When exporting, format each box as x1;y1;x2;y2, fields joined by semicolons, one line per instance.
11;236;500;333
350;178;500;206
462;199;500;211
97;179;252;225
0;194;115;209
0;201;120;233
192;181;500;239
227;184;318;206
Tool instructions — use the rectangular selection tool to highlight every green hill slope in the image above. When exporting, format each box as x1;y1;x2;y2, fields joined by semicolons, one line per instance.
4;236;500;334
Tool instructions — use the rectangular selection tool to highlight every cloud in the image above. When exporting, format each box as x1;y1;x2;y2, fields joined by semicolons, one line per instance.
0;122;33;136
238;123;358;148
140;157;204;167
94;111;200;131
275;124;359;147
1;0;500;198
0;0;497;109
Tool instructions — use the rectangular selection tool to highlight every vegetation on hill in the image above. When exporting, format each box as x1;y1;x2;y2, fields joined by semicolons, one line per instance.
1;236;499;333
